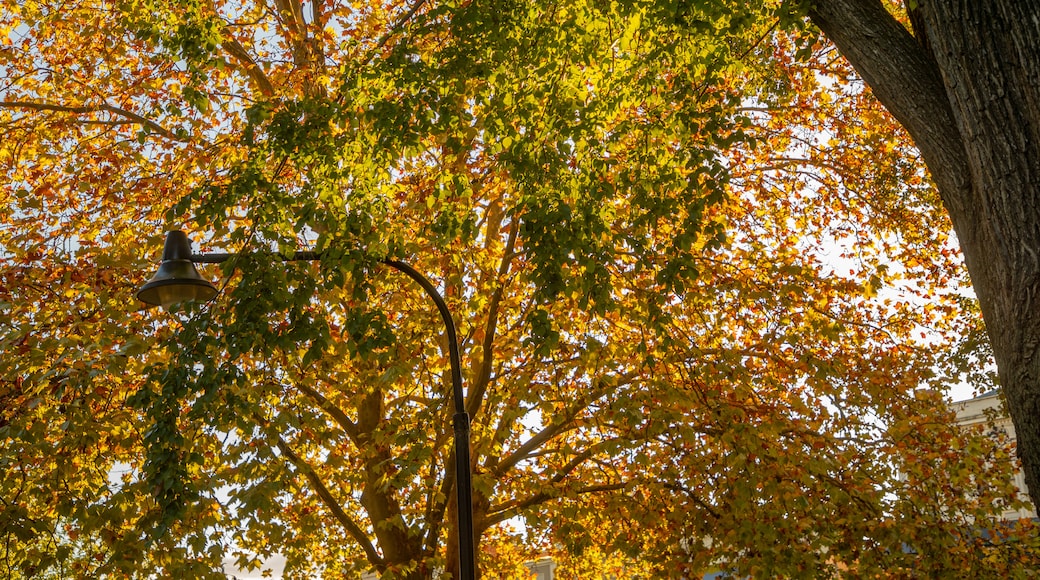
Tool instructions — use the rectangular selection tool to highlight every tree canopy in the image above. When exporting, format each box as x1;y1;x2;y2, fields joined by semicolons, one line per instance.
1;0;1037;578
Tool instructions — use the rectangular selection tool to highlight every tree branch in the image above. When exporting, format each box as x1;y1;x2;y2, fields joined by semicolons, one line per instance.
489;374;633;477
273;435;384;569
0;100;186;142
486;437;627;526
220;37;276;97
490;415;580;479
204;0;276;97
365;0;428;65
484;481;628;528
465;221;518;419
659;481;721;520
293;382;360;442
422;447;452;556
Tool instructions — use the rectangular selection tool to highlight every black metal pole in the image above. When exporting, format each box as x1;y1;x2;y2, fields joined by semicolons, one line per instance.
185;249;477;579
381;259;476;580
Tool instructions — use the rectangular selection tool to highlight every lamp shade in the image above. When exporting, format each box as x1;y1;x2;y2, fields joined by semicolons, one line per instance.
137;231;218;309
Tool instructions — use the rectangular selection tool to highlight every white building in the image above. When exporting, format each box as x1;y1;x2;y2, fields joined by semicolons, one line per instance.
952;390;1036;520
525;556;557;580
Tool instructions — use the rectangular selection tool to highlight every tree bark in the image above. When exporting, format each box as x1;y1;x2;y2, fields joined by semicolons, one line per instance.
809;0;1040;509
355;389;426;577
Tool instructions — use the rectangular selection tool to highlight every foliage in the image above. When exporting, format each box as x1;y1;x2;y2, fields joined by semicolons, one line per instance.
1;0;1036;578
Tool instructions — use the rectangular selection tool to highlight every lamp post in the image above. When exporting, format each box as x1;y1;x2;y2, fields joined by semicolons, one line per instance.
138;230;476;580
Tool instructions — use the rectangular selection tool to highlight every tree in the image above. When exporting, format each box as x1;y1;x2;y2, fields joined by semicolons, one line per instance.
1;0;1036;578
806;0;1040;510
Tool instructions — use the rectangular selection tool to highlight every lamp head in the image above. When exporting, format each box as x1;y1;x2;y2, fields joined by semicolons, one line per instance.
137;230;218;309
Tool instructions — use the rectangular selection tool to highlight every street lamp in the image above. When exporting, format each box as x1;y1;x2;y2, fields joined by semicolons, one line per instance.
138;230;476;580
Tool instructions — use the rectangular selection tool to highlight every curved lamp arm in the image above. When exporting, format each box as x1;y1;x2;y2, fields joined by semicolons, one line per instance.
137;231;476;580
379;259;476;580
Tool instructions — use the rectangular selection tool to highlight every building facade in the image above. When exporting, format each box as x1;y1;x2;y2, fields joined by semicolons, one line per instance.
952;390;1037;520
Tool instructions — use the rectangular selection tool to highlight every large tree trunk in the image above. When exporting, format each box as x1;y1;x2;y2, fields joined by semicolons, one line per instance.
809;0;1040;509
